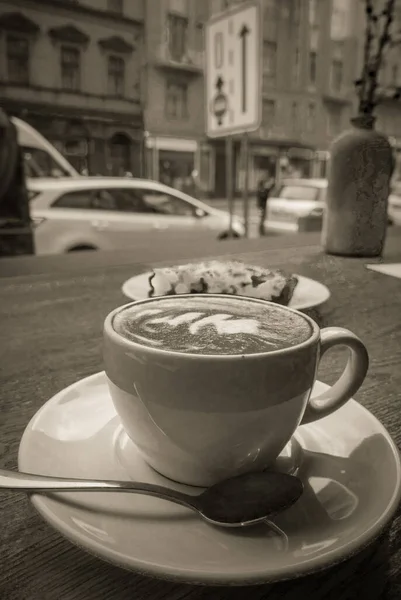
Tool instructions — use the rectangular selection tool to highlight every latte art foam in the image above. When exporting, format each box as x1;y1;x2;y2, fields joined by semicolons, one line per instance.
113;297;312;355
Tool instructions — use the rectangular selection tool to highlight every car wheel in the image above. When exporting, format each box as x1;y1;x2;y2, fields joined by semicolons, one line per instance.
67;245;98;252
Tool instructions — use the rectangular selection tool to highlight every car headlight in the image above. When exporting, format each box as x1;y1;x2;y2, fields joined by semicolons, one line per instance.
232;219;245;235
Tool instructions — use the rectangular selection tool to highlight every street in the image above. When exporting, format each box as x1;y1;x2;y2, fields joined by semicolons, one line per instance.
205;196;287;238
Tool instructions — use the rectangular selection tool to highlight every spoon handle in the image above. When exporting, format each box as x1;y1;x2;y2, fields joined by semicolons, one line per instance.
0;469;196;510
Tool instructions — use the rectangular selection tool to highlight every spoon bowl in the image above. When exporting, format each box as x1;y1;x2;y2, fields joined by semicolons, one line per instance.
0;468;303;527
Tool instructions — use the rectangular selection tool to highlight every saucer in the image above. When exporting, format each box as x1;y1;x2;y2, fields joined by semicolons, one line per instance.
121;272;331;311
18;372;401;586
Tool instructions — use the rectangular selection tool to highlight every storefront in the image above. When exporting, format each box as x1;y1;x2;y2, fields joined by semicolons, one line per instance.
209;139;318;198
144;136;213;198
1;102;144;177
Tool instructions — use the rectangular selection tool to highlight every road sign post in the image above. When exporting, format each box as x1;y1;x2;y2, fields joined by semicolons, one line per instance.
226;136;234;236
205;1;261;237
241;133;250;238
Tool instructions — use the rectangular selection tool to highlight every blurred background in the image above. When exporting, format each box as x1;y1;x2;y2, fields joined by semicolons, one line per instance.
0;0;400;255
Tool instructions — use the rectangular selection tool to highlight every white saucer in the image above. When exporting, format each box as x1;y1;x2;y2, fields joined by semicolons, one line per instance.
121;272;331;311
18;372;401;586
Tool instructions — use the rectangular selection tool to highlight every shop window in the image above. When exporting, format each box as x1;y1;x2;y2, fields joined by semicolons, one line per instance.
159;149;194;193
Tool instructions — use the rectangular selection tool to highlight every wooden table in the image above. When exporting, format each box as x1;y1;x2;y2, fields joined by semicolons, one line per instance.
1;230;401;600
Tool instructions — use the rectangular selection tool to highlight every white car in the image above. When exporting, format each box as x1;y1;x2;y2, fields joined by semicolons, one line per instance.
267;178;327;232
28;177;245;255
13;116;79;178
267;178;397;232
388;182;401;226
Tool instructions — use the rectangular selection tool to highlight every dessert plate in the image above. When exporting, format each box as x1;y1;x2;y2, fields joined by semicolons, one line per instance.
18;372;401;586
121;272;330;311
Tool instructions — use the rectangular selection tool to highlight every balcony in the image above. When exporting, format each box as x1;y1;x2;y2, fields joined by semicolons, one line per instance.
154;43;204;74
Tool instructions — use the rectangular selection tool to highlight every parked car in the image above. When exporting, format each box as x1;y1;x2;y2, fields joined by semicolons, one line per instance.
28;177;245;255
388;182;401;226
267;178;396;232
267;179;327;232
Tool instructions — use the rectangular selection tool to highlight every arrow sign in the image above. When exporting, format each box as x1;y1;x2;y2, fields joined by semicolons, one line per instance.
239;24;250;113
205;1;261;137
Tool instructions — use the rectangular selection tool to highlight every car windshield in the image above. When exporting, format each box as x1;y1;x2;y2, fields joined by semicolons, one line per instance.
278;185;320;201
22;147;72;178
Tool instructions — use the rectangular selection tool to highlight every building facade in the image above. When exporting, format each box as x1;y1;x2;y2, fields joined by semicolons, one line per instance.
208;0;362;194
0;0;399;191
143;0;211;196
0;0;145;176
209;0;401;192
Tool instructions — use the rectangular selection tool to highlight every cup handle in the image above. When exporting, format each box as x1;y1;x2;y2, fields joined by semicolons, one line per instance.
301;327;369;425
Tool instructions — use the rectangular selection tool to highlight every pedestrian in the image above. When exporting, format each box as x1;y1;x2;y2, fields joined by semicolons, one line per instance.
257;173;275;236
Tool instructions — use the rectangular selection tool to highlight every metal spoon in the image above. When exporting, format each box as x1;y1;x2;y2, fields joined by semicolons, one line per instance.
0;468;303;527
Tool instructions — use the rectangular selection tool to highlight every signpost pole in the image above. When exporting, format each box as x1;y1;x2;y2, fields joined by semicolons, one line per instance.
226;135;234;237
242;133;250;238
205;1;261;218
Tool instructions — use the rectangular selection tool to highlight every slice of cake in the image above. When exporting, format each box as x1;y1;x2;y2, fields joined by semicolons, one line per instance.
147;260;298;306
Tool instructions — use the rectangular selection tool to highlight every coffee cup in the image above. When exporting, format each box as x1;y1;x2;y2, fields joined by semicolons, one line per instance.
103;294;369;487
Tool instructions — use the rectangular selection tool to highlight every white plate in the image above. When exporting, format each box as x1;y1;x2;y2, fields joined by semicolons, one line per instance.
122;272;330;311
18;372;401;586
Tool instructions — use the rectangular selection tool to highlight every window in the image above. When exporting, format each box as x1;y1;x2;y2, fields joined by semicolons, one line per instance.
278;185;319;201
307;103;316;131
60;46;80;91
309;0;318;27
263;0;279;40
165;81;188;119
22;147;72;178
327;108;342;136
158;149;194;190
108;55;125;96
195;22;204;52
293;46;301;85
263;41;277;83
108;0;123;13
167;13;188;61
330;58;343;91
107;188;196;216
292;0;301;23
262;99;276;127
309;51;317;84
91;190;118;211
330;0;350;40
6;34;29;84
53;189;121;210
291;101;299;131
53;191;93;209
139;191;196;216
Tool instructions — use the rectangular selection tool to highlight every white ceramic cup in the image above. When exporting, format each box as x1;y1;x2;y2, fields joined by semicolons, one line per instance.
103;295;369;487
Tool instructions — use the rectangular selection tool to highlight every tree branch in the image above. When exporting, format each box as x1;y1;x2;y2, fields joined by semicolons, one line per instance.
358;0;376;112
365;0;396;112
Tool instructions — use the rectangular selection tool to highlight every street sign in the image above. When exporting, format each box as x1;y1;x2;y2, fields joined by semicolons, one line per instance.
205;1;261;138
